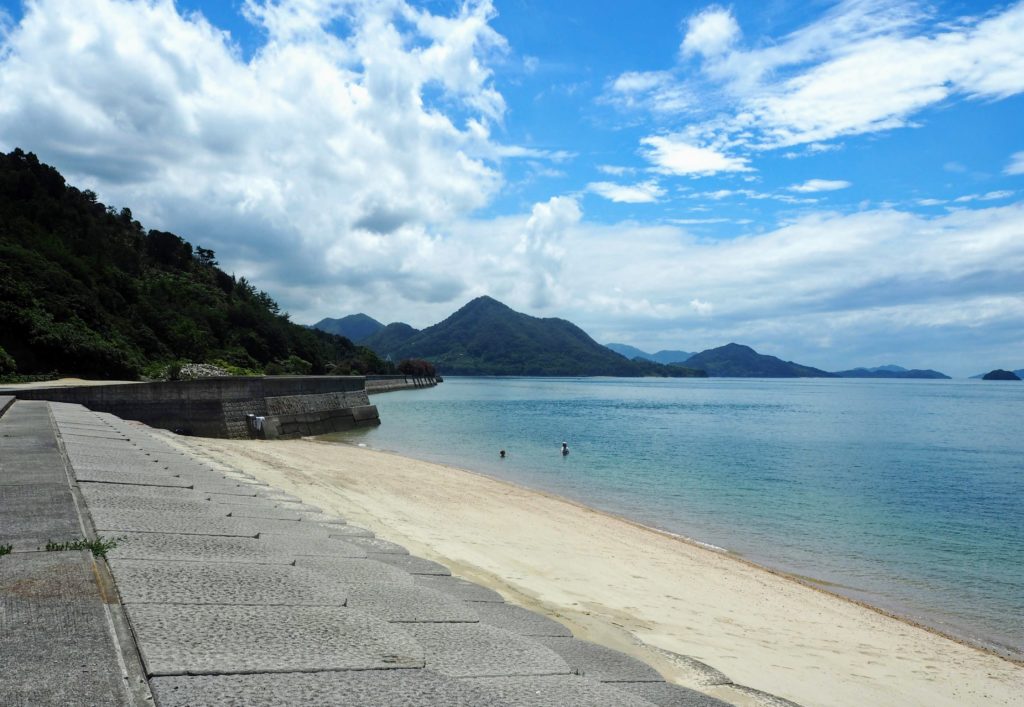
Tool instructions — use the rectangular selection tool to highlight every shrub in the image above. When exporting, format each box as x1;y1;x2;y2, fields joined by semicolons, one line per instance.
398;358;436;377
0;345;15;375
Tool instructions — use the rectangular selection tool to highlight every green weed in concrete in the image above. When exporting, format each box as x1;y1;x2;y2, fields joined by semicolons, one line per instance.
0;543;12;556
44;537;123;558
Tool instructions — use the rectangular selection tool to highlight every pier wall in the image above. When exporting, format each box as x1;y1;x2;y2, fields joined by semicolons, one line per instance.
6;376;380;440
365;375;439;393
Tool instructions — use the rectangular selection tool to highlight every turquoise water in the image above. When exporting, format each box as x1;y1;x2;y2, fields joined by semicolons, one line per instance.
324;377;1024;659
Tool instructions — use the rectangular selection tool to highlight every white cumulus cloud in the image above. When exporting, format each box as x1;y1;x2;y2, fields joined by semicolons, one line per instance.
1006;151;1024;175
611;1;1024;162
689;298;714;316
587;180;665;204
953;190;1015;203
605;70;692;113
554;203;1024;376
0;0;517;310
681;6;740;58
640;135;750;176
789;179;852;193
516;196;582;308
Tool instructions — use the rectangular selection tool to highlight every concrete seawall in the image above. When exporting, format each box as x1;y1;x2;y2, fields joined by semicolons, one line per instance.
1;399;736;706
365;375;438;394
5;377;384;440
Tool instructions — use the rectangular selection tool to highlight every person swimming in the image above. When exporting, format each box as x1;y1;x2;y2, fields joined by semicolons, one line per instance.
561;441;569;456
499;449;506;458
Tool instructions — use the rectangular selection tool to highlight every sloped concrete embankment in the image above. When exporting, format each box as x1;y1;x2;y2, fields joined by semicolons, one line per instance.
1;399;750;706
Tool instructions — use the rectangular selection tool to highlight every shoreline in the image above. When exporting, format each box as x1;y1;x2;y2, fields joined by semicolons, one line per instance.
345;439;1022;666
336;437;1022;665
173;432;1024;706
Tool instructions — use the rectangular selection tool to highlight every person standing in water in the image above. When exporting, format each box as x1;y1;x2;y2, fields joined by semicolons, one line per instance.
561;441;569;456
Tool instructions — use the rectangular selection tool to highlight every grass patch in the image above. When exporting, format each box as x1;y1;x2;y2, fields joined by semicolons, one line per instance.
0;543;12;557
44;536;123;558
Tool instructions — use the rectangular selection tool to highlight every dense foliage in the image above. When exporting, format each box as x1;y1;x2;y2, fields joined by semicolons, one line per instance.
683;343;835;377
0;149;393;379
375;296;705;377
397;358;437;377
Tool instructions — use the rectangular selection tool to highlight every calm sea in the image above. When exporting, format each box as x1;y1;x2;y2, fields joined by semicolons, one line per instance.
322;377;1024;659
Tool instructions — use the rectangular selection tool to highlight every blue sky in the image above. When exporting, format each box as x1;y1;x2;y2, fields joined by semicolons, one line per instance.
1;0;1022;375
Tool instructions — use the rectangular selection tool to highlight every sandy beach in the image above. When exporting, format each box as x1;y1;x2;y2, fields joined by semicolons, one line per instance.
162;434;1020;706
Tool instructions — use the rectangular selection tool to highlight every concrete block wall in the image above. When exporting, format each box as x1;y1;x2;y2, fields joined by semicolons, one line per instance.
5;377;374;440
221;399;269;439
261;391;379;439
365;376;438;394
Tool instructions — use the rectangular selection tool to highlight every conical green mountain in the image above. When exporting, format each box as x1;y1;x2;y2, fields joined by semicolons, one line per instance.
382;296;704;376
685;343;836;377
312;313;384;342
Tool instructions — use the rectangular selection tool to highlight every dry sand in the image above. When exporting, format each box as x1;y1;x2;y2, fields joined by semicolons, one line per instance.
171;435;1022;706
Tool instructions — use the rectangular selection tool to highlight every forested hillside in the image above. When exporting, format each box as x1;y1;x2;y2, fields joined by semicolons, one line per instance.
0;149;390;379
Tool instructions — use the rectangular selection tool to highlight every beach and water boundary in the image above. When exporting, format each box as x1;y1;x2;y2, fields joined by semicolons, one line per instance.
177;431;1023;706
326;376;1024;662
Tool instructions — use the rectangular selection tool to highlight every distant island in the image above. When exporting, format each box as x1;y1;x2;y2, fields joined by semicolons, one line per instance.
972;368;1024;380
683;343;836;378
832;365;950;379
981;369;1021;381
319;297;705;377
603;346;952;379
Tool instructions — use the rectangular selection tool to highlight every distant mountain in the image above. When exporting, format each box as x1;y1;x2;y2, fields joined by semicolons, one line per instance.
605;343;695;365
834;367;950;379
383;296;705;377
360;322;420;360
685;343;836;378
869;365;906;373
981;369;1021;381
312;313;384;342
604;343;649;360
971;368;1024;379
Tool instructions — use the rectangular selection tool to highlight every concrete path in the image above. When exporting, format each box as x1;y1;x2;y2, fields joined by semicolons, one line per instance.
1;401;144;706
1;399;749;706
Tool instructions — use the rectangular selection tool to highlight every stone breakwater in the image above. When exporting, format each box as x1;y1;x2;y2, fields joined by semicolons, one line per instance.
365;375;439;394
0;399;743;706
2;376;421;440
